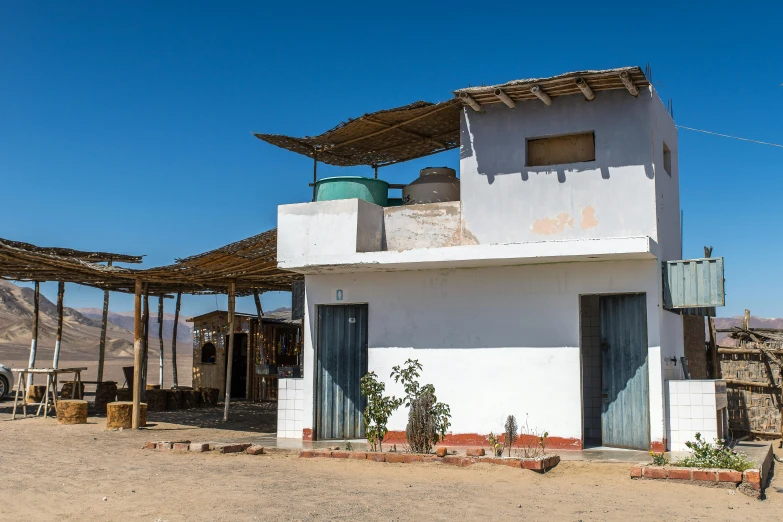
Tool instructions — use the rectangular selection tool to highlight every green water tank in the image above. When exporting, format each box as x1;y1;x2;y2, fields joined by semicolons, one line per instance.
314;176;389;206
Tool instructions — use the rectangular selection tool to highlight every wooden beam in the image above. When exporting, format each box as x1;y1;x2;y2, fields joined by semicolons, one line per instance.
459;92;482;112
52;281;65;369
619;71;639;96
26;281;40;389
97;261;112;383
223;281;237;421
132;279;143;429
531;85;552;106
141;286;150;397
575;77;595;101
171;292;181;388
312;149;318;202
362;115;448;147
493;88;516;108
158;296;164;386
744;309;751;330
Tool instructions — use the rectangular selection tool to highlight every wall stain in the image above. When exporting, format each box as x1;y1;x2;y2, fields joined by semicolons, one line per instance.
531;212;574;235
580;205;599;230
460;219;479;245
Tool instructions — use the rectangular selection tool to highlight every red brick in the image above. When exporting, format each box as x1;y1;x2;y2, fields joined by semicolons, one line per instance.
385;453;406;463
246;445;265;455
485;457;522;468
421;456;438;463
717;470;742;483
441;456;462;466
299;450;317;458
144;442;157;450
743;469;761;489
466;448;485;457
172;443;190;451
643;467;667;479
692;470;718;481
219;444;245;454
239;443;252;450
156;442;173;451
666;468;692;480
403;454;424;463
347;452;368;460
435;447;448;458
190;443;210;452
630;466;642;478
329;451;348;459
367;453;386;462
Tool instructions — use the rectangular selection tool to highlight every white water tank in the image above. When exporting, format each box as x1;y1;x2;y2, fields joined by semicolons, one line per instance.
402;167;460;205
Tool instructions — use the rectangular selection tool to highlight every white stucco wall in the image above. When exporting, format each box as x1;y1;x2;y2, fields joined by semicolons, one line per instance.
459;88;667;247
301;259;669;446
650;91;682;262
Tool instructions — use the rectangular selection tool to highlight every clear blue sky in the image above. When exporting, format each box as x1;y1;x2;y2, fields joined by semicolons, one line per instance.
1;2;781;319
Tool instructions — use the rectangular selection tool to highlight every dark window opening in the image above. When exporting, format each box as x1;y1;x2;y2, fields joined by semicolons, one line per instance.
201;342;217;364
663;142;672;176
527;132;595;167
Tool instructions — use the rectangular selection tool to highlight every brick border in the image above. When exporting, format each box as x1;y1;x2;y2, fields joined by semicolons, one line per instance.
298;450;560;472
143;441;265;456
630;465;762;498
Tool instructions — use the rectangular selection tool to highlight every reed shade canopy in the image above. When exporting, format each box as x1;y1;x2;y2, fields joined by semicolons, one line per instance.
0;229;302;295
254;99;462;167
453;66;651;108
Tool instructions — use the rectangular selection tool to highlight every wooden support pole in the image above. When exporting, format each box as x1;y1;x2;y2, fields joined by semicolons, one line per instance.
26;282;40;389
709;317;720;378
97;261;112;383
132;279;143;429
744;309;751;330
223;281;236;421
141;286;150;397
158;296;164;387
171;292;181;388
51;281;65;369
312;149;318;202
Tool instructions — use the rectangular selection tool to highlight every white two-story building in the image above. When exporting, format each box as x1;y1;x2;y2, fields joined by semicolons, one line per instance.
258;66;724;451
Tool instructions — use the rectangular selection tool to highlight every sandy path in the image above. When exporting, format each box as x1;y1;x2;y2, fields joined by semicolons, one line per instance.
1;406;782;521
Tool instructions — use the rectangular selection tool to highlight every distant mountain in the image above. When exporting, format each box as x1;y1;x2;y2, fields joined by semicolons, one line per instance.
0;280;135;356
713;316;783;346
77;308;192;343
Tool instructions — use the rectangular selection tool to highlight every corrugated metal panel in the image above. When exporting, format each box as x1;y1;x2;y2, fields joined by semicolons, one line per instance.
291;281;305;320
315;304;368;440
663;257;725;309
600;294;650;450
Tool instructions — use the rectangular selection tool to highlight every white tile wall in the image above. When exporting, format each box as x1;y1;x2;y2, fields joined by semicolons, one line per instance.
666;380;727;451
277;378;305;439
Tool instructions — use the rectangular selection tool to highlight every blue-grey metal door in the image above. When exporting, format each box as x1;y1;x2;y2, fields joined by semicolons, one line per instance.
600;294;650;450
316;304;368;440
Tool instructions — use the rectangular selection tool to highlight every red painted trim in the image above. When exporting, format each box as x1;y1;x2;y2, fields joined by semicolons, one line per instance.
382;431;582;450
302;428;313;441
650;439;666;453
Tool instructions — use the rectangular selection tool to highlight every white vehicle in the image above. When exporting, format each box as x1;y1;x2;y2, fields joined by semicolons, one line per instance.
0;364;13;399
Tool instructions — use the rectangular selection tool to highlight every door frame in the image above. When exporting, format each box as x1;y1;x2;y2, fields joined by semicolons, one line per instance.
579;292;651;450
312;302;369;441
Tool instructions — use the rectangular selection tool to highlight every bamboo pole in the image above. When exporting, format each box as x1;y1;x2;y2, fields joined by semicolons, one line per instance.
312;149;318;202
246;318;253;401
141;286;149;398
97;260;112;383
26;282;40;389
51;281;65;369
171;292;181;388
223;281;236;421
132;279;143;429
158;296;164;387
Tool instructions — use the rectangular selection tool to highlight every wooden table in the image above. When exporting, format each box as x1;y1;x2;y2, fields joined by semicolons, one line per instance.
11;367;88;419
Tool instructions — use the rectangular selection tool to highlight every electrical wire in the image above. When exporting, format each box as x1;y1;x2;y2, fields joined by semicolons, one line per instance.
677;126;783;149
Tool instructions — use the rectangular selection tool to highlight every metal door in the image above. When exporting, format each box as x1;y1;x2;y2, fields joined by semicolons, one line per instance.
600;294;650;449
316;304;368;440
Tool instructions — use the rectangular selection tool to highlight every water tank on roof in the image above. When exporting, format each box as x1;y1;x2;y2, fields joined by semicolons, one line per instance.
402;167;460;205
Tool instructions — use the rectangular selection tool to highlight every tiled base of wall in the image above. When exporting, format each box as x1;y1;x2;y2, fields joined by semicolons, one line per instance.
277;378;304;439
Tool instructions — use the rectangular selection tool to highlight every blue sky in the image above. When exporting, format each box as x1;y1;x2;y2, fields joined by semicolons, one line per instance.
1;2;781;319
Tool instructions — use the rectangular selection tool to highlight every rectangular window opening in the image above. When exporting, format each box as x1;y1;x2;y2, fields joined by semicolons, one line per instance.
663;142;672;176
526;131;595;167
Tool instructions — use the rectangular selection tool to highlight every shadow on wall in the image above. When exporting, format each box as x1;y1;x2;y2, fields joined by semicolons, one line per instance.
460;92;655;185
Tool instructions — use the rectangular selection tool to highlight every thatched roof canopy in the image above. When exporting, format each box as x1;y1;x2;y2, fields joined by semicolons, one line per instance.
254;99;462;167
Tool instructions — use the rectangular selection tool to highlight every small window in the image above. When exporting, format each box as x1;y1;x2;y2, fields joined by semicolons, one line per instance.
663;142;672;176
527;132;595;167
201;342;217;364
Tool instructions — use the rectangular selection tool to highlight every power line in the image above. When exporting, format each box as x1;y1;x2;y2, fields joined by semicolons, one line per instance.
677;125;783;149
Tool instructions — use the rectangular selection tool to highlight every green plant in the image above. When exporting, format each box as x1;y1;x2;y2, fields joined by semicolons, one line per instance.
488;432;504;457
650;450;669;466
504;415;519;457
515;415;548;458
391;359;452;454
672;433;754;472
345;442;353;452
360;372;402;452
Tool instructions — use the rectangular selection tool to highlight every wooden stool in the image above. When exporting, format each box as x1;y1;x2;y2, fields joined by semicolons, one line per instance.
56;400;88;424
106;401;147;429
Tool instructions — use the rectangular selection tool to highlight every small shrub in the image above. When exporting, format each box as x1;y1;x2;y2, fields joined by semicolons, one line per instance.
488;432;504;457
391;359;452;454
360;372;402;452
515;415;548;458
504;415;519;457
650;450;669;466
672;433;754;472
345;442;353;452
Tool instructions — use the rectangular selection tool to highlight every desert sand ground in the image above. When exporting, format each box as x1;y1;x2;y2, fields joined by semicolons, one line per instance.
1;401;782;521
